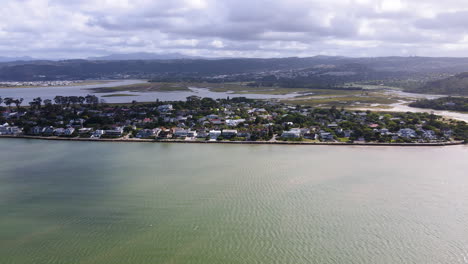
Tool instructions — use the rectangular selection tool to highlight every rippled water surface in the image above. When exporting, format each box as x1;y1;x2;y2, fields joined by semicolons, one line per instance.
1;139;468;264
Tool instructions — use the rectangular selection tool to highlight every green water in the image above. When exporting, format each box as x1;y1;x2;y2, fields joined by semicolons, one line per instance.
1;139;468;264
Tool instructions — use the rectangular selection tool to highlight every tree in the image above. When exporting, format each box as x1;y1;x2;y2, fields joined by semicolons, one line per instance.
54;96;64;105
3;97;13;110
85;94;99;105
13;98;23;111
78;96;85;105
32;97;42;109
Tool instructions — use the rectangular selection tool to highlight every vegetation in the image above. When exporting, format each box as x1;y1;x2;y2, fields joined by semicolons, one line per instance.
90;82;191;93
405;72;468;96
409;97;468;112
1;95;467;143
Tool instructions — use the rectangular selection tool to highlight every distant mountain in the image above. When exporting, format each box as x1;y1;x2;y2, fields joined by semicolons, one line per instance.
0;56;36;62
88;52;206;61
3;56;468;84
407;72;468;96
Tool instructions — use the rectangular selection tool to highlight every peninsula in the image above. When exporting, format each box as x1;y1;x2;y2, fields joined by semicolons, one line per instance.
0;95;467;145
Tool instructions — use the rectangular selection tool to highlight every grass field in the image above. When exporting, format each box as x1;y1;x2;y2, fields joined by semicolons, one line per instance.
89;81;411;109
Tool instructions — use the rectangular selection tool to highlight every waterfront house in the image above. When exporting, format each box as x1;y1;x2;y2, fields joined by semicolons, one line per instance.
105;127;124;137
91;130;105;138
173;129;189;138
343;130;353;138
54;128;65;136
221;129;238;138
281;129;301;138
209;130;222;140
197;130;208;138
0;124;22;135
136;129;160;138
187;130;197;139
78;128;93;135
320;131;334;141
30;126;43;135
42;126;55;136
64;128;75;136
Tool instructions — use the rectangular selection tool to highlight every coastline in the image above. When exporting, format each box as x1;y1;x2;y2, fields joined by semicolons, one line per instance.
0;135;464;147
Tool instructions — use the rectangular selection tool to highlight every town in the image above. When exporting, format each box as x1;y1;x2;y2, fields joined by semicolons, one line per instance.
0;95;467;144
0;80;85;88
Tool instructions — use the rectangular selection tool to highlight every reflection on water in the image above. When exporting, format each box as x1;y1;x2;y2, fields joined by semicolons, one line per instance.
1;139;468;264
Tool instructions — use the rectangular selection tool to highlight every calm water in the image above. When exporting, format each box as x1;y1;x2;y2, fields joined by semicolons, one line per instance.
1;139;468;264
0;80;300;104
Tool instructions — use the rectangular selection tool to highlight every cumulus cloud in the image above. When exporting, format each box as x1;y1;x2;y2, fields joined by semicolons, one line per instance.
1;0;468;58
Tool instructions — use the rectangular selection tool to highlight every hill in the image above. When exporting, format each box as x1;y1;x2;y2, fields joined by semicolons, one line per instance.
2;56;468;85
406;72;468;96
88;52;205;61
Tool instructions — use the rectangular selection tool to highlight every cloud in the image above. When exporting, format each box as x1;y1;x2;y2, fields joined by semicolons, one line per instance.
1;0;468;58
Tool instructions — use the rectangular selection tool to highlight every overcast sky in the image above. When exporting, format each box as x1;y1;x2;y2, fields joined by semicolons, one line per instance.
1;0;468;59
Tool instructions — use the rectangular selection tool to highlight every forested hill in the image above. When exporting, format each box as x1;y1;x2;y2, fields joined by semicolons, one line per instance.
406;72;468;96
2;56;468;82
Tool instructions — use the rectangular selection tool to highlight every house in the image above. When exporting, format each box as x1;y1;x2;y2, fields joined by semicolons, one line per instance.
54;128;65;136
158;129;172;139
281;129;301;138
42;126;55;136
379;128;390;135
173;129;189;138
30;126;43;135
319;131;334;141
187;130;197;139
157;104;173;112
398;128;416;138
105;127;124;137
343;130;353;138
237;132;251;140
443;129;453;138
78;128;93;135
421;129;437;140
221;129;238;138
226;119;246;127
136;129;160;138
209;130;222;140
91;130;105;138
64;128;75;136
0;123;22;135
197;131;208;138
210;119;224;125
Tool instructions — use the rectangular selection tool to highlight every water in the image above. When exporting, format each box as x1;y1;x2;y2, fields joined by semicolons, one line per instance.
359;90;468;122
1;139;468;264
0;80;300;104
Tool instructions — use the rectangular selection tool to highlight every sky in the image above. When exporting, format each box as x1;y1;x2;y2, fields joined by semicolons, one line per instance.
1;0;468;59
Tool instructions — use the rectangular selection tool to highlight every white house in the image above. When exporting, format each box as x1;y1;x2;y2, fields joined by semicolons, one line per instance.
209;130;222;140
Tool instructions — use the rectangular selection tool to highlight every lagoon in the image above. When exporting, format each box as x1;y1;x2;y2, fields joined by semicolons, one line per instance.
1;139;468;264
0;80;301;104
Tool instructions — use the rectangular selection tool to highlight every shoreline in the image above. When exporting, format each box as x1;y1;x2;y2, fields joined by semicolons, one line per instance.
0;135;464;147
